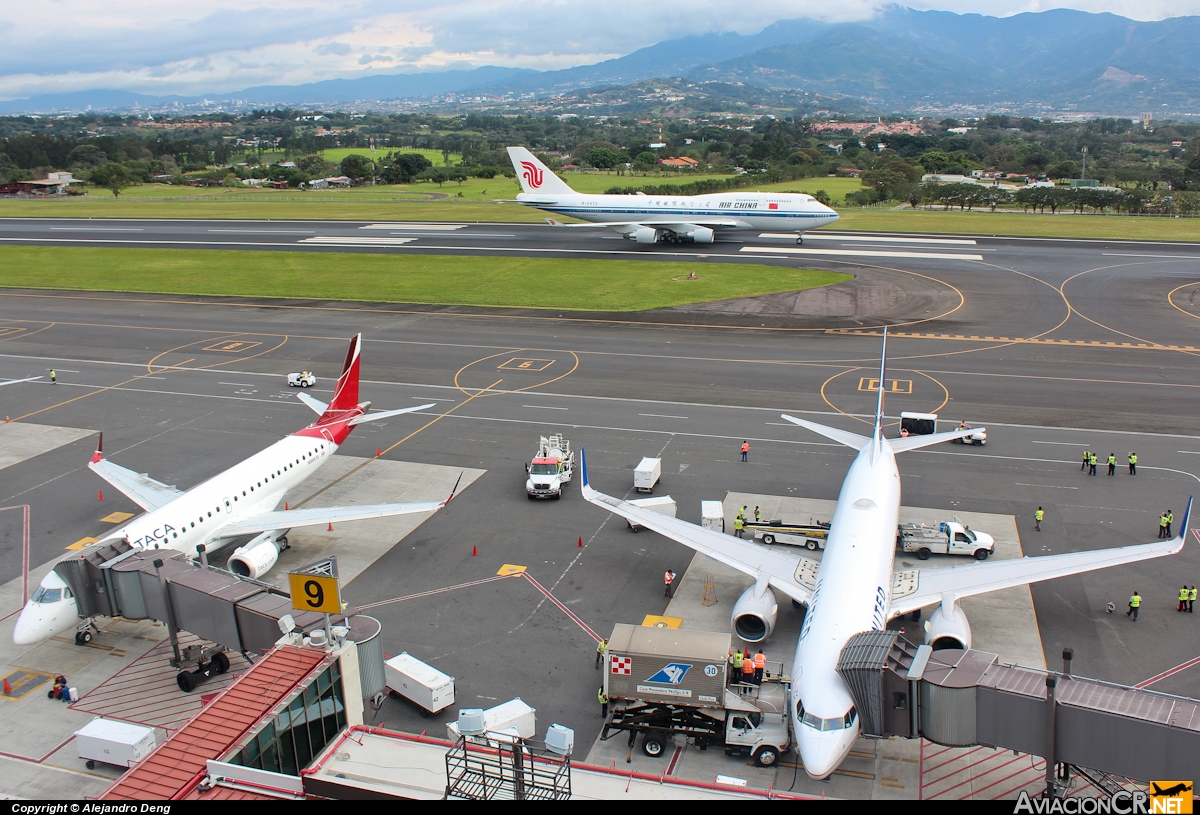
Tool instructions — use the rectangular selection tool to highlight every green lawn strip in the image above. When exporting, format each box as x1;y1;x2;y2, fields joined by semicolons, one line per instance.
832;208;1200;242
0;246;850;312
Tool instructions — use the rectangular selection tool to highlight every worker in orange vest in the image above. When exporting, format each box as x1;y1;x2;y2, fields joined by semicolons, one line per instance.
741;649;755;683
663;569;676;598
753;650;767;684
740;440;750;462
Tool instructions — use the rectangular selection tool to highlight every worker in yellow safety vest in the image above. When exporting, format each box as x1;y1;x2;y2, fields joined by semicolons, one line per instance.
595;638;608;669
1180;586;1190;613
734;515;745;539
732;650;743;679
598;687;608;717
1128;452;1137;475
1127;592;1141;621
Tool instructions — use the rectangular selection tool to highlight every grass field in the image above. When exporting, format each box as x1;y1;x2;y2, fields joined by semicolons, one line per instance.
0;246;850;311
318;147;461;165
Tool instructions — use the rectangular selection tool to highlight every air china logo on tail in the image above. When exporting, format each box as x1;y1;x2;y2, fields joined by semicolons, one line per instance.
520;160;544;189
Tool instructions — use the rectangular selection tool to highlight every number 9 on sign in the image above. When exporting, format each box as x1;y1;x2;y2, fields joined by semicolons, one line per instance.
289;573;341;614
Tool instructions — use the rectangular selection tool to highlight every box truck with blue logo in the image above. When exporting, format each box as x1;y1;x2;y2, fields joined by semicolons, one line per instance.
600;623;791;767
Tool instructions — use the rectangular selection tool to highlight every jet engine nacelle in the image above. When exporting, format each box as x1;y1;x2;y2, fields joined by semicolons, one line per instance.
731;582;779;643
632;227;658;244
924;603;972;651
685;227;715;244
228;532;284;579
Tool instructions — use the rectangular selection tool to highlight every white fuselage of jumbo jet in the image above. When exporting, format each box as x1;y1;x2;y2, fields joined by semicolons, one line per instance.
789;440;901;778
516;190;839;233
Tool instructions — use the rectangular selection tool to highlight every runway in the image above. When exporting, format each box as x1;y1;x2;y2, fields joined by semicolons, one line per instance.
0;222;1196;788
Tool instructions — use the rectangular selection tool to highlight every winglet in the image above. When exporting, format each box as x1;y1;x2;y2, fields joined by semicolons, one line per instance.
581;447;589;489
872;328;888;460
1177;495;1193;549
90;432;103;464
440;472;464;507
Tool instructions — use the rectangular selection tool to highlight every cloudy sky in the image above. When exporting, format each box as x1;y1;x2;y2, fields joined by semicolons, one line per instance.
2;0;1197;100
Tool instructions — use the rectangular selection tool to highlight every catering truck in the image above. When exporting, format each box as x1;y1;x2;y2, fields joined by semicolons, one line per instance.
600;624;791;767
898;518;995;560
525;434;574;499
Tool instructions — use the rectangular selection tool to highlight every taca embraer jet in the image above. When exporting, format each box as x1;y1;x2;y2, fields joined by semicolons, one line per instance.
581;330;1190;779
507;146;838;245
14;335;454;646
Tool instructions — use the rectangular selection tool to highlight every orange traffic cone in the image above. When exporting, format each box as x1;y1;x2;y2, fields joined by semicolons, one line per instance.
4;416;9;423
327;522;334;531
3;677;11;694
471;545;478;557
376;447;382;457
577;536;584;548
97;490;104;501
284;502;289;510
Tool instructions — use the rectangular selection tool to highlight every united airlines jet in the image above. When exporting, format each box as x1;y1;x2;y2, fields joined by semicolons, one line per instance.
581;330;1190;778
507;147;838;245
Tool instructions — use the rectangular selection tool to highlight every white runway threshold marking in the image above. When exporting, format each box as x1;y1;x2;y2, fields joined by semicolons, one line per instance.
301;236;418;246
759;232;978;246
741;245;985;261
360;223;467;231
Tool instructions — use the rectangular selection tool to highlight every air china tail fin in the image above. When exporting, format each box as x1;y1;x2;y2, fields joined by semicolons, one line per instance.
506;147;576;196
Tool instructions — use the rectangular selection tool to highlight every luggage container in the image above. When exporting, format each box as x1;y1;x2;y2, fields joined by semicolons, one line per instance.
446;698;536;740
626;495;677;532
701;501;725;533
385;652;455;714
633;457;662;493
74;717;156;770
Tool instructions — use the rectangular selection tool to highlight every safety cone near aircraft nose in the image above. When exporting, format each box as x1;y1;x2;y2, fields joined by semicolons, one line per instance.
284;502;288;510
376;448;382;458
327;522;334;532
97;490;104;501
472;545;478;557
3;678;11;694
578;536;584;548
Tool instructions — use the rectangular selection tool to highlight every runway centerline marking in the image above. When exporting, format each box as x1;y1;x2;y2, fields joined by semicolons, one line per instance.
1014;483;1079;490
741;246;985;261
521;404;567;410
1031;441;1090;446
761;233;977;246
48;227;144;232
360;223;467;230
207;229;316;234
639;413;689;419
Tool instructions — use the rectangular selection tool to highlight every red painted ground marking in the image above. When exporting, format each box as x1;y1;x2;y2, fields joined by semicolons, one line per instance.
667;746;683;775
926;751;1027;799
923;744;989;781
990;761;1048;801
923;743;958;761
1135;654;1200;688
521;572;601;642
357;574;518;610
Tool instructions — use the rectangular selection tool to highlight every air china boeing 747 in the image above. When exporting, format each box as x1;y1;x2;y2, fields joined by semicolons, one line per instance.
14;335;454;647
581;330;1190;779
507;146;839;245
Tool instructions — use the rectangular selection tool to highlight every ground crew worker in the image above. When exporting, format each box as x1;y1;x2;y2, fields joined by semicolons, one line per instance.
1160;513;1170;539
1034;507;1044;532
1189;585;1196;613
1089;452;1098;476
1127;591;1141;620
741;650;755;683
741;440;750;462
754;506;761;522
598;687;608;718
663;569;676;597
50;369;56;384
1081;449;1090;471
753;650;766;684
737;506;747;521
595;638;608;669
734;515;745;538
1166;510;1173;537
1107;453;1117;476
1128;452;1137;475
732;649;744;680
1179;586;1189;612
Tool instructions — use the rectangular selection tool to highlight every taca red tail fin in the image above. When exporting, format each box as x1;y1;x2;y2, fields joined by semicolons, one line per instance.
326;334;362;414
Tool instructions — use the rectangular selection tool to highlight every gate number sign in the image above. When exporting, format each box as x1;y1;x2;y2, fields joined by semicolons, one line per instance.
288;572;341;615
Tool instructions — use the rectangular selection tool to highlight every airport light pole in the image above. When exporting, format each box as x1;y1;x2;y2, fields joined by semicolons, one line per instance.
1081;146;1087;180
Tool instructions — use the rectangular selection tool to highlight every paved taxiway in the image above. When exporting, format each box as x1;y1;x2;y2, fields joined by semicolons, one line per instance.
0;228;1196;792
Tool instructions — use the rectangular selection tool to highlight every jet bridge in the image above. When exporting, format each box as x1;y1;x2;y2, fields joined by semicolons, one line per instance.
837;630;1199;785
53;540;385;700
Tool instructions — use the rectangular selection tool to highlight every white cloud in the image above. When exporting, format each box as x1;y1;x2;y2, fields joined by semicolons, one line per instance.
1;0;1199;99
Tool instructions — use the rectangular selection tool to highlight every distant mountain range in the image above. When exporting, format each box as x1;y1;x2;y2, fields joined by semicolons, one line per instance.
4;7;1200;115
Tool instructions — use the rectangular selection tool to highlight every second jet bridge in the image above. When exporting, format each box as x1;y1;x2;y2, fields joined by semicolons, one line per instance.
836;630;1200;784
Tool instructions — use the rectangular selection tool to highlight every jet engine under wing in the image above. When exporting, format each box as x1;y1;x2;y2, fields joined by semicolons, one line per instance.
579;449;814;604
546;218;742;230
89;458;183;512
890;496;1191;617
214;500;446;539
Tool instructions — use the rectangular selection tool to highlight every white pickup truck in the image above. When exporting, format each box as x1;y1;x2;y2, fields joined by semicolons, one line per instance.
525;434;574;499
898;519;994;560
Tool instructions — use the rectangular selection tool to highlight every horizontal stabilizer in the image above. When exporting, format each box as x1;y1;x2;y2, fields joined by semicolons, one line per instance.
296;392;328;415
890;426;982;452
780;414;870;450
347;403;435;426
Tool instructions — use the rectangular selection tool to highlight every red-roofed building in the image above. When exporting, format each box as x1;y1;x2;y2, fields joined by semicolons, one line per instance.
100;645;340;801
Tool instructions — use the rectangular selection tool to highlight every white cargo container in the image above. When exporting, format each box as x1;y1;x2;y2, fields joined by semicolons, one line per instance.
74;717;156;770
385;653;455;714
446;697;536;740
701;501;725;533
626;495;677;532
634;457;662;493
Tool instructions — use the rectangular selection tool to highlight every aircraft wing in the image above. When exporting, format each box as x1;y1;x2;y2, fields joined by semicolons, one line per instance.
579;450;814;604
0;376;42;387
215;500;445;538
89;459;184;512
889;497;1191;617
